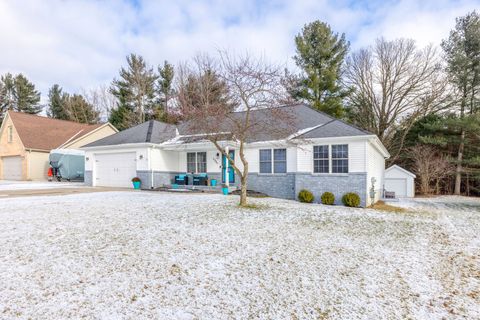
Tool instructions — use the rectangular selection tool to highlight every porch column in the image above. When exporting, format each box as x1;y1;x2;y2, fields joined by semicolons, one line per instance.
224;146;229;187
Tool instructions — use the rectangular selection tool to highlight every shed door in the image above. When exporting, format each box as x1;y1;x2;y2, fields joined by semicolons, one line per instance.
2;156;22;180
94;152;136;188
385;178;407;197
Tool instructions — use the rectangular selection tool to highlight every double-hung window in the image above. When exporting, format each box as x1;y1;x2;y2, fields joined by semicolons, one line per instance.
187;152;207;173
313;145;329;173
313;144;349;173
332;144;349;173
259;149;287;174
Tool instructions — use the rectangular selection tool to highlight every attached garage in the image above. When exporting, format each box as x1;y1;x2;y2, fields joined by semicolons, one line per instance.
2;156;23;180
384;165;416;198
94;152;137;188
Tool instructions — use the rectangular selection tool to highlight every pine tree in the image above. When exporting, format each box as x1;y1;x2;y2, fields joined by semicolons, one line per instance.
66;94;100;124
13;74;42;114
440;11;480;194
110;54;158;127
0;73;41;121
47;84;70;120
156;60;175;121
289;20;349;117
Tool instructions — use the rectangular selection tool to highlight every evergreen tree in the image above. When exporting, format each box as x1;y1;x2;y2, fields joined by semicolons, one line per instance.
440;11;480;194
13;74;42;114
66;94;100;124
47;84;70;120
156;60;175;121
0;73;41;121
110;54;158;127
289;20;349;117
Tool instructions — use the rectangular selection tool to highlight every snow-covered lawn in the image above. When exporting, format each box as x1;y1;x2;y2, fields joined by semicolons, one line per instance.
0;192;479;319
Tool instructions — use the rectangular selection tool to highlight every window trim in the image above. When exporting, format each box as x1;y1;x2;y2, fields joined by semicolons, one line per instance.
259;148;287;174
186;152;207;174
312;144;349;174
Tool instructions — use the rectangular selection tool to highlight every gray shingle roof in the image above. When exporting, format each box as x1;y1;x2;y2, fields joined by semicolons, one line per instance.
84;103;372;147
84;120;177;147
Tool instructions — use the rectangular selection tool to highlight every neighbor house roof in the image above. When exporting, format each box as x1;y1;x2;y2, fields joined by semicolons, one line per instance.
386;165;416;178
7;111;106;151
84;103;373;148
84;119;178;147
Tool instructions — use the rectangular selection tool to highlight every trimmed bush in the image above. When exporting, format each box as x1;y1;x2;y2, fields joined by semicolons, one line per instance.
342;192;361;207
321;192;335;205
298;189;314;203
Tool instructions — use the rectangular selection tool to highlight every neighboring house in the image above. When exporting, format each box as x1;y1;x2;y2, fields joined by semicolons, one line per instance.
82;104;390;206
384;165;416;198
0;111;117;181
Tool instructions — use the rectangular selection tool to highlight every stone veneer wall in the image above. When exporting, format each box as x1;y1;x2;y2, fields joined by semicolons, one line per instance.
84;170;93;186
246;172;367;207
294;172;367;207
247;173;296;199
136;171;234;189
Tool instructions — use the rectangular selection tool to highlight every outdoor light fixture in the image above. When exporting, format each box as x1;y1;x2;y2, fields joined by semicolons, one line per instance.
86;157;89;161
139;155;144;160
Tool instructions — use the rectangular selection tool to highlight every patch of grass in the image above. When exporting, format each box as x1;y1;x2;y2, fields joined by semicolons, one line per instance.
370;201;406;213
238;203;270;210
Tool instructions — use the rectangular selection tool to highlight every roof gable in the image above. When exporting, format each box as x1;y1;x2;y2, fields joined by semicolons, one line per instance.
386;165;416;178
7;111;105;151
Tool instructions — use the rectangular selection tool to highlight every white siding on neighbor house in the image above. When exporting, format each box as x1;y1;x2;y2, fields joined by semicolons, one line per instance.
366;141;386;206
295;140;367;173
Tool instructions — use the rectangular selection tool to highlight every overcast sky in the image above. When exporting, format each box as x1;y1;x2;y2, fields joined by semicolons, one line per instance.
0;0;478;101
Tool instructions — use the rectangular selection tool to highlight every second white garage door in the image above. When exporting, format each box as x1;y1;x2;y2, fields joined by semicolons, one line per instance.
94;152;137;188
2;156;23;180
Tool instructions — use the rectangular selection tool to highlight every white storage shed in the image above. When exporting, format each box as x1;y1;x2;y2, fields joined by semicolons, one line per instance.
384;165;416;198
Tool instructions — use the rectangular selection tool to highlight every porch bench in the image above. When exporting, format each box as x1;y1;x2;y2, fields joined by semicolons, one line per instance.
174;174;189;185
193;173;208;186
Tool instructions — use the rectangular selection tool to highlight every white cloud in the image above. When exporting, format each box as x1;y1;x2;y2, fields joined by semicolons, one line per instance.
0;0;477;102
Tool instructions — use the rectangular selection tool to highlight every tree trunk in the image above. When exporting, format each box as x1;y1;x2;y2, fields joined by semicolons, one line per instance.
454;129;465;195
240;176;248;206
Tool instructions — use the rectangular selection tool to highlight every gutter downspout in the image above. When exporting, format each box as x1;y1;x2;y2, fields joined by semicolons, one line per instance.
150;147;154;190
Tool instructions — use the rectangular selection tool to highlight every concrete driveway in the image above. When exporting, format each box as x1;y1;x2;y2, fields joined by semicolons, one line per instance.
0;180;125;198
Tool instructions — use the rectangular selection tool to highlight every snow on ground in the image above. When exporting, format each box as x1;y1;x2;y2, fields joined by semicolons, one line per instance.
0;180;85;191
0;192;479;319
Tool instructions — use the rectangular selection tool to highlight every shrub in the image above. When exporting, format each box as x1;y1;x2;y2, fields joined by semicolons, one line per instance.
298;189;314;203
131;177;141;183
321;192;335;205
342;192;361;207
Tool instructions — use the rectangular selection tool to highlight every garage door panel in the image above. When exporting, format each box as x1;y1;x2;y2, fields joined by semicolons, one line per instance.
95;152;136;188
2;156;22;180
385;178;407;197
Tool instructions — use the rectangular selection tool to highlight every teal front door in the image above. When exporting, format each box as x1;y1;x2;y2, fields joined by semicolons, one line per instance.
222;150;235;184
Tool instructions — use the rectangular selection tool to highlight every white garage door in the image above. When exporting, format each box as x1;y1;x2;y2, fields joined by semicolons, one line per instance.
94;152;137;188
385;178;407;197
2;156;22;180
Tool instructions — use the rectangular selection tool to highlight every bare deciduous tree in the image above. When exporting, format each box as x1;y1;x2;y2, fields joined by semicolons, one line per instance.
178;52;295;206
409;145;453;195
82;85;117;122
345;38;448;162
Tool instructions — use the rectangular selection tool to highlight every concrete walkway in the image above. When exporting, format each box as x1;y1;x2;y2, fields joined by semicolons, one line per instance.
0;181;127;198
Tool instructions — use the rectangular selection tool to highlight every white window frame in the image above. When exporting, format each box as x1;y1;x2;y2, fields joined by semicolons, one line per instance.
259;148;287;174
312;144;349;174
186;152;207;173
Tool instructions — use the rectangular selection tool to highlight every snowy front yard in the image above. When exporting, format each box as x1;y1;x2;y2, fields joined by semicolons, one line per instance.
0;192;479;319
